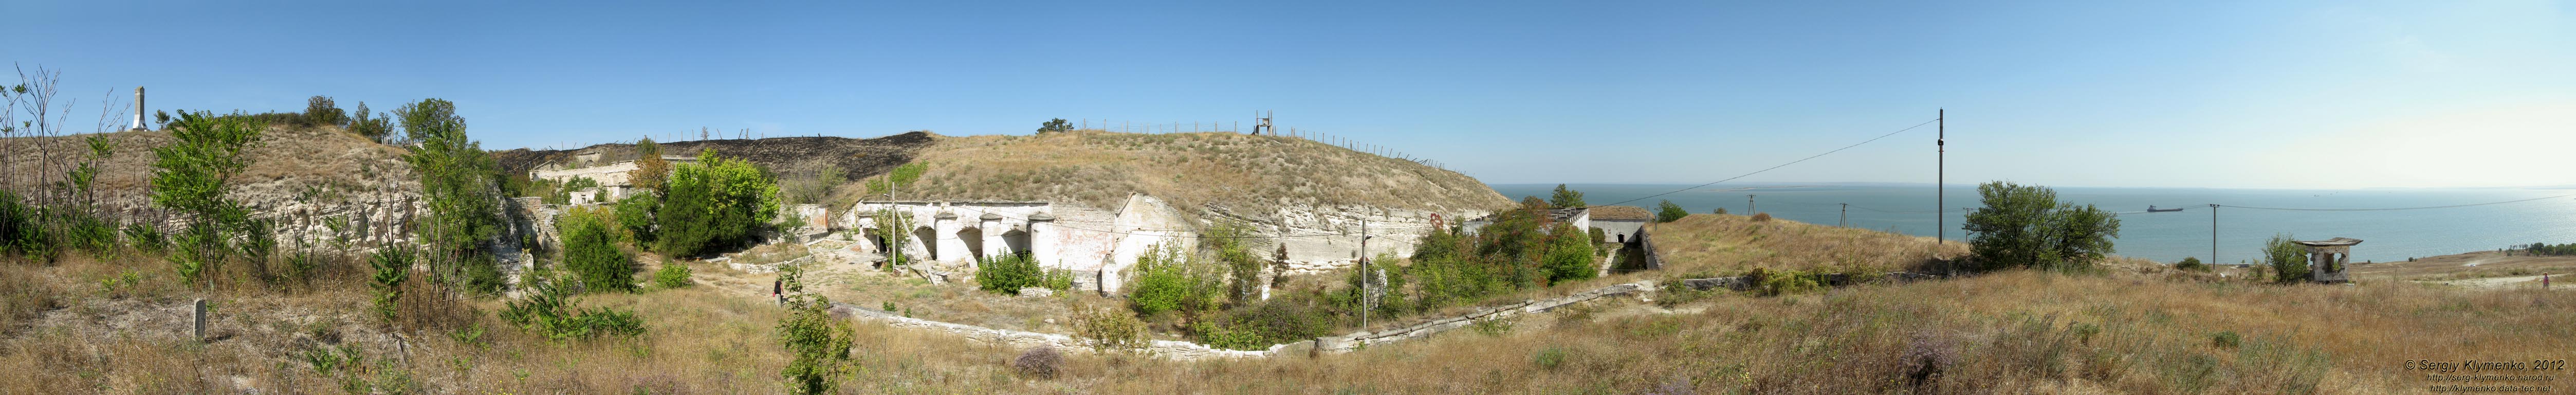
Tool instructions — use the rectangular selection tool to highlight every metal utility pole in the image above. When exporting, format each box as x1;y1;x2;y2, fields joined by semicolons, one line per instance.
1937;109;1945;245
1746;194;1756;214
2209;204;2220;264
1839;203;1848;227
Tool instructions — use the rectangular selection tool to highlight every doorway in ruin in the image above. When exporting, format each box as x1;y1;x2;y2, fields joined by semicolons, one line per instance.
960;226;986;262
913;227;939;261
1002;229;1032;259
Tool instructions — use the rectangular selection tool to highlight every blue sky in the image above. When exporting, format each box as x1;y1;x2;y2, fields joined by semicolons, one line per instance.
10;1;2570;189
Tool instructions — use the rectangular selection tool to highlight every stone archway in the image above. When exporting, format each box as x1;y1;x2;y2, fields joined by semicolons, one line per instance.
960;226;986;262
913;226;940;262
1002;229;1032;259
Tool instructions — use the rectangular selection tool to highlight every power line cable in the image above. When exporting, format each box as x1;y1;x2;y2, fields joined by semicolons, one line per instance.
1587;118;1941;209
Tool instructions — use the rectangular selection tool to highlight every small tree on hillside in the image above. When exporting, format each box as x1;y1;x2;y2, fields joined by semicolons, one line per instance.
1961;181;2121;273
1548;184;1586;208
1655;200;1688;223
305;96;346;128
2264;234;2309;283
151;111;266;286
1542;223;1598;282
401;98;508;292
1037;118;1072;133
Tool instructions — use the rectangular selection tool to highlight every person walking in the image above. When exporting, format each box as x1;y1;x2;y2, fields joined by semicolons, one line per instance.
772;279;785;305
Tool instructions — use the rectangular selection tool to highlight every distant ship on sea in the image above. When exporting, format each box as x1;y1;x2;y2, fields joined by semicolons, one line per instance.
2147;206;2185;212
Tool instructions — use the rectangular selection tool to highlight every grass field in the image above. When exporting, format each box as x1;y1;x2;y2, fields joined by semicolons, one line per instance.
4;213;2569;393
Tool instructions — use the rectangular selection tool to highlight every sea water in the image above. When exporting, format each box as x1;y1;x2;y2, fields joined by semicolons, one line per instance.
1492;184;2576;264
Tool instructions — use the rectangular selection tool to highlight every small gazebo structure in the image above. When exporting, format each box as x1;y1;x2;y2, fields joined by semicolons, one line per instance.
2292;238;2363;283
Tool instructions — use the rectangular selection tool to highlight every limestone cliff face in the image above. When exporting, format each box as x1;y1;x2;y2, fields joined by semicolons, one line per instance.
896;131;1511;272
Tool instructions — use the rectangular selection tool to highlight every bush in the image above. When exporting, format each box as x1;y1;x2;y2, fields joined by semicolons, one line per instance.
1751;212;1773;222
500;274;647;342
2211;331;2242;349
976;254;1044;294
776;264;856;395
1534;347;1568;370
655;151;778;257
1197;298;1334;350
1543;224;1598;283
1037;118;1072;133
1962;181;2121;273
558;207;635;293
2174;257;2210;272
1013;346;1062;379
1714;207;1728;215
0;191;48;260
653;261;693;289
121;222;165;255
615;193;660;245
1126;244;1223;317
1655;200;1688;223
305;96;347;127
1071;303;1147;352
2265;234;2309;283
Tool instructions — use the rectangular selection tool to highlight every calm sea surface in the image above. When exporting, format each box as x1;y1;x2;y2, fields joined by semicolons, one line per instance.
1492;184;2576;264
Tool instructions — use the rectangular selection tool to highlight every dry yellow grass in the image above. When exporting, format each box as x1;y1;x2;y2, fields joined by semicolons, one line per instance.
1648;213;1970;276
0;125;418;213
5;210;2569;393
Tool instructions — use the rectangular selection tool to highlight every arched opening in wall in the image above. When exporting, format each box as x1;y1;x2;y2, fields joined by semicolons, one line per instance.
863;226;890;254
960;227;986;261
1002;229;1032;259
913;226;939;261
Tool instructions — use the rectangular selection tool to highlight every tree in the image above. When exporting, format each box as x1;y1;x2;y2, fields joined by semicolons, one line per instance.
1961;181;2121;273
1548;184;1586;208
151;111;266;286
655;151;778;257
400;98;507;292
559;207;634;292
627;137;669;191
1211;223;1263;304
615;193;661;246
348;102;393;142
304;96;346;127
1037;118;1072;133
1542;223;1597;282
2265;234;2309;283
1655;200;1688;223
775;264;856;394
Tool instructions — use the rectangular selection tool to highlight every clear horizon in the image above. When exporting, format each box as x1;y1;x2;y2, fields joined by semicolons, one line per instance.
10;1;2571;190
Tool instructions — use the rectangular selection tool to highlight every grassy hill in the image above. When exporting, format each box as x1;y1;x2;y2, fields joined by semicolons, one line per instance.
0;124;421;217
876;130;1512;216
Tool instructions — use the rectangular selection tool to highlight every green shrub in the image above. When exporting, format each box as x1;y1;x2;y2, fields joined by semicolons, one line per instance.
2174;257;2210;272
558;207;635;293
1655;200;1688;223
615;193;660;245
775;264;856;394
368;247;416;324
1543;224;1598;283
499;274;646;342
653;261;693;289
2265;235;2310;283
121;222;165;255
1962;181;2121;273
976;254;1045;294
1197;298;1334;350
655;151;778;257
2211;331;2241;349
1534;347;1568;370
1127;244;1223;317
0;191;49;260
1071;303;1147;352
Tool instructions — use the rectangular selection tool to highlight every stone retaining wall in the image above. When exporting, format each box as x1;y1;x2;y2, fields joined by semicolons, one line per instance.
826;303;1283;360
1313;282;1650;353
